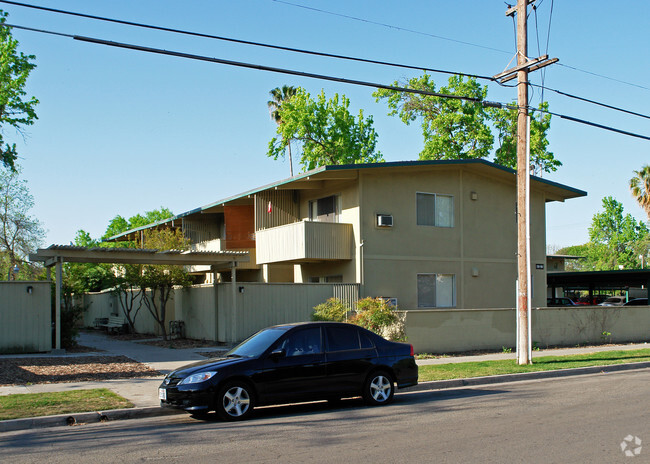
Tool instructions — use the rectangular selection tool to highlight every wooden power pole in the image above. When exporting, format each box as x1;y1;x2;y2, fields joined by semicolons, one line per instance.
494;0;558;365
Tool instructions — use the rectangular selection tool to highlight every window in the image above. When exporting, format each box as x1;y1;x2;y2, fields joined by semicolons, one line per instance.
416;193;453;227
309;195;339;223
325;326;361;352
276;328;322;356
417;273;456;308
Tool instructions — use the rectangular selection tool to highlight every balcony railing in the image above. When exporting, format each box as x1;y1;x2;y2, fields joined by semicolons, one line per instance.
256;221;353;264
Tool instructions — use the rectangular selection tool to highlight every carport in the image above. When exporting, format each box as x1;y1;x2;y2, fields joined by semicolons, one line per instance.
547;269;650;303
29;245;249;351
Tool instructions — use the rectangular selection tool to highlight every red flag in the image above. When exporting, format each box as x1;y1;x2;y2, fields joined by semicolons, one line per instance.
267;201;272;213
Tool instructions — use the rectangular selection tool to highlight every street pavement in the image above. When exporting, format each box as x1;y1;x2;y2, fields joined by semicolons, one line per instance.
0;331;649;432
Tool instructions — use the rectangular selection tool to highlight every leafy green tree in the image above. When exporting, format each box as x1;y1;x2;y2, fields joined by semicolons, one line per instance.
374;74;560;174
586;196;648;270
630;165;650;219
0;11;39;170
488;101;561;175
102;207;174;241
374;74;492;161
139;228;192;340
268;87;383;171
555;244;589;271
268;85;297;176
0;165;44;280
63;230;114;293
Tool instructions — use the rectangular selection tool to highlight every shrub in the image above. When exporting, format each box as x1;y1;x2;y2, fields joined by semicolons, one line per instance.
312;296;406;342
352;298;397;332
312;298;349;322
60;302;86;349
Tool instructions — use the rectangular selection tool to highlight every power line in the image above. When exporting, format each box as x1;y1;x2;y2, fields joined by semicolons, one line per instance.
3;0;648;121
5;24;483;104
0;0;495;82
270;0;512;55
557;63;650;91
7;23;650;143
529;83;650;120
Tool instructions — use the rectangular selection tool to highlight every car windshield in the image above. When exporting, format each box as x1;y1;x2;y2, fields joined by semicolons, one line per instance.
225;327;288;358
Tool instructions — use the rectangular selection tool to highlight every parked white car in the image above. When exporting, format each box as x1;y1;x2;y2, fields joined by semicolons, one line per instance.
598;296;626;306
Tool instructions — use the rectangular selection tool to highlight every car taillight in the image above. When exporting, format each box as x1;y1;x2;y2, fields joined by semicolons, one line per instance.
410;344;414;357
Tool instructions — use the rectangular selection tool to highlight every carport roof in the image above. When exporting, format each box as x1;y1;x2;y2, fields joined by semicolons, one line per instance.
29;245;249;268
547;269;650;290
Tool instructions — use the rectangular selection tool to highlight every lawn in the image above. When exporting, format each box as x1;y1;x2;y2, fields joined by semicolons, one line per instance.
0;388;133;421
418;349;650;382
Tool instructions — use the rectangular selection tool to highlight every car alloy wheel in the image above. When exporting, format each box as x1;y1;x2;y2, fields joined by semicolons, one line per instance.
217;381;254;421
363;371;394;406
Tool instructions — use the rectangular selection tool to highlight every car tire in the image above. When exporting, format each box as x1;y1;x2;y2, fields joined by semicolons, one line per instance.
362;370;394;406
216;381;255;421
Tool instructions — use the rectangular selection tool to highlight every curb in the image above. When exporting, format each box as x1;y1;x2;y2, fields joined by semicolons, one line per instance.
0;406;184;433
2;362;649;433
401;361;650;393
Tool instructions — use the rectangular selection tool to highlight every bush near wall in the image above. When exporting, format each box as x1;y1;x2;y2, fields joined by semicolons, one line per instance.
312;297;406;341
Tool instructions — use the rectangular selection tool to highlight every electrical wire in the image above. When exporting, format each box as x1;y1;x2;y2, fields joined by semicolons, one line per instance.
7;22;649;143
0;0;497;83
3;0;648;121
270;0;512;55
557;63;650;91
5;23;484;104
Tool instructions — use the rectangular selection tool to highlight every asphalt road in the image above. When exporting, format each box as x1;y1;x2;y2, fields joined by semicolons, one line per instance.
1;369;648;463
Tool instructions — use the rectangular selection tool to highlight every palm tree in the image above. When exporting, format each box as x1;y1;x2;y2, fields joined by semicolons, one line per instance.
268;86;297;176
630;164;650;219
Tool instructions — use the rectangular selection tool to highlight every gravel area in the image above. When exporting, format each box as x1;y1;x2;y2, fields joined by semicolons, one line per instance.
0;356;160;386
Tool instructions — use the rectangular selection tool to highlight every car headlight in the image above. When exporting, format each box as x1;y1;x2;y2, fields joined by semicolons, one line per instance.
178;371;217;385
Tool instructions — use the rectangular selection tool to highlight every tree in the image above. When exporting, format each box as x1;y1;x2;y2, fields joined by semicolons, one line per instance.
374;74;492;161
268;87;383;171
374;74;561;174
268;85;297;176
113;263;144;334
586;196;648;270
139;228;192;340
0;11;39;170
489;101;561;175
63;230;114;293
0;165;44;280
630;164;650;219
102;207;174;241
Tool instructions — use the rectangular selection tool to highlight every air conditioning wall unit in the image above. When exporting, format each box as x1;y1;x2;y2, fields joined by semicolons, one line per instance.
376;214;393;227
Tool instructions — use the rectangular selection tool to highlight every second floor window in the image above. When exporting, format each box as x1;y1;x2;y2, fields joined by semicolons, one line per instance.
309;195;339;223
416;192;454;228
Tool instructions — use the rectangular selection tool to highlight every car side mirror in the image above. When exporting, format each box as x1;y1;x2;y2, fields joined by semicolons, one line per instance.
269;349;286;360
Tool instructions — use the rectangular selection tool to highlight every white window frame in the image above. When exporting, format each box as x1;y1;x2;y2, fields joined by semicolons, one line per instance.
416;192;454;228
417;273;456;308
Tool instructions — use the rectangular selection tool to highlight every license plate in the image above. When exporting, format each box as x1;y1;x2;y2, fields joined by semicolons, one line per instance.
159;388;167;400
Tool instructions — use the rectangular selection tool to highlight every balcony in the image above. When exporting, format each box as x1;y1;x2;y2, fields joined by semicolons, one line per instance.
256;221;353;264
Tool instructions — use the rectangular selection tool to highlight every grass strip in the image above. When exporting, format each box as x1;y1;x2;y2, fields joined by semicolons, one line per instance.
418;349;650;382
0;388;133;421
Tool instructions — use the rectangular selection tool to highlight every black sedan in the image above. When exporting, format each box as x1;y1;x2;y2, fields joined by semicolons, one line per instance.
159;321;418;420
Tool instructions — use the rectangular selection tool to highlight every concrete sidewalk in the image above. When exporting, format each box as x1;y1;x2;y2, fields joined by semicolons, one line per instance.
1;332;648;432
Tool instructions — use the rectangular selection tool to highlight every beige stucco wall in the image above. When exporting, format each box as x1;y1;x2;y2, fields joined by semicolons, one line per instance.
404;306;650;353
296;180;361;284
358;166;547;309
0;282;51;353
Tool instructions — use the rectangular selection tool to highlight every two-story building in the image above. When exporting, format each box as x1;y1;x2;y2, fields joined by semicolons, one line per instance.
110;159;586;311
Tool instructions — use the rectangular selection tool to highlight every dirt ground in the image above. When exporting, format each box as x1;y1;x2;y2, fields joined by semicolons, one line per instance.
0;356;159;386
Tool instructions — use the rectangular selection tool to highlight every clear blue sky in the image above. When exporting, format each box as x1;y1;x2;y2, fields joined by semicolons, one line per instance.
4;0;649;249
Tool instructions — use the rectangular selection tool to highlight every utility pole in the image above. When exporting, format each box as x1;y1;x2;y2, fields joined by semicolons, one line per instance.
494;0;557;365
